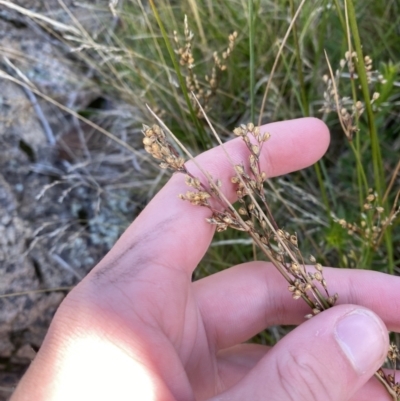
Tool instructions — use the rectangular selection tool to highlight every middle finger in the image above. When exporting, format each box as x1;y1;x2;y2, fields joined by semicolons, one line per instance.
194;262;400;350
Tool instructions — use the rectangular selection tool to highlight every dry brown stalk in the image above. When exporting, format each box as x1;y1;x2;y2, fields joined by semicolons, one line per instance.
331;189;399;252
322;51;383;141
143;121;336;314
173;15;237;117
143;111;400;399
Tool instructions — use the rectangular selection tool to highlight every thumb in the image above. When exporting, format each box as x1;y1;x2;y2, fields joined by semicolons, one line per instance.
211;305;389;401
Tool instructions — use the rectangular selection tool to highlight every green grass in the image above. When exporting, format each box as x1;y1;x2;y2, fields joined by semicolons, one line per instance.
67;0;399;272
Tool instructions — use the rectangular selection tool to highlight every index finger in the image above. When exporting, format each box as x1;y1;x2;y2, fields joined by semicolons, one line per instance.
93;117;330;279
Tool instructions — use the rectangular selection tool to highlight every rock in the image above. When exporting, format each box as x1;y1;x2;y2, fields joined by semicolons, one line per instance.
0;2;143;398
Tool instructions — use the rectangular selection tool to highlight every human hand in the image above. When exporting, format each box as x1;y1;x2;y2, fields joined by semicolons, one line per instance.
12;118;396;401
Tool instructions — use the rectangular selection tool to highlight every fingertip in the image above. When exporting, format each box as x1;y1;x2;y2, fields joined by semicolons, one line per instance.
334;307;388;376
303;117;331;155
260;117;330;177
264;305;386;400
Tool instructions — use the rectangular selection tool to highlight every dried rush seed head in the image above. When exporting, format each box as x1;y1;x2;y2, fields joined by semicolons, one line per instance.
143;120;398;399
142;125;185;171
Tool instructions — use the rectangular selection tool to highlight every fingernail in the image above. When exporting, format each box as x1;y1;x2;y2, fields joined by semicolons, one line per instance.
334;310;387;375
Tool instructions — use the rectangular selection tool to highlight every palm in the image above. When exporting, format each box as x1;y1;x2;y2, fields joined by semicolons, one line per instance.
112;255;287;401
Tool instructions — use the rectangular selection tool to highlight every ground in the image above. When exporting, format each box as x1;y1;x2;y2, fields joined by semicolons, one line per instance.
0;2;148;398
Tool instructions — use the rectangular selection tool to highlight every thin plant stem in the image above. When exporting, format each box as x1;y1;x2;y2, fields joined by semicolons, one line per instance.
384;229;394;274
323;50;369;194
289;0;308;116
383;160;400;204
148;0;210;149
0;287;72;299
190;97;331;310
346;0;394;273
375;190;400;250
332;0;346;31
348;142;369;192
258;0;306;127
314;162;331;219
374;370;398;401
266;180;328;265
346;0;384;197
248;0;256;123
0;71;149;161
187;0;207;47
248;0;256;260
324;49;375;267
343;0;367;211
137;0;189;131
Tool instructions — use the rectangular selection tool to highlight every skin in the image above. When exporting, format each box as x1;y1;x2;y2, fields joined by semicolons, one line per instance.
11;118;396;401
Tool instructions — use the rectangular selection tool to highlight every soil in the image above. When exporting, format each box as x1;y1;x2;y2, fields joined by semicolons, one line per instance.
0;2;148;398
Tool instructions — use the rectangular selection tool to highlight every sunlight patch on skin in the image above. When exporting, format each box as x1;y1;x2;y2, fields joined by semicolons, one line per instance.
52;334;157;401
